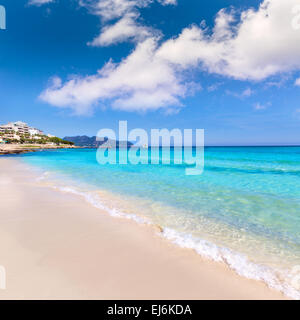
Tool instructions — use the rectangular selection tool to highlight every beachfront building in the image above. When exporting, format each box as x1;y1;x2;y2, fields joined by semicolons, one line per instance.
0;121;45;138
0;123;15;134
0;121;29;135
0;123;20;140
13;121;30;135
0;121;66;146
29;128;44;136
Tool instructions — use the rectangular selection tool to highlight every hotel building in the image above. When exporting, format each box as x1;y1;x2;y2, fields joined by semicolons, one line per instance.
0;121;45;140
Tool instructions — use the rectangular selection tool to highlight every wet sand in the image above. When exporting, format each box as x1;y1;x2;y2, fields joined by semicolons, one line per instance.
0;158;286;299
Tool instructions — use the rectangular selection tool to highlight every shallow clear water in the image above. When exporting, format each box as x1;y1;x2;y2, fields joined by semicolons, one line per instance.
19;147;300;298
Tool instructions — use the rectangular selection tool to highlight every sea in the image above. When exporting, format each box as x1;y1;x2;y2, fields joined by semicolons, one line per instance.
17;146;300;299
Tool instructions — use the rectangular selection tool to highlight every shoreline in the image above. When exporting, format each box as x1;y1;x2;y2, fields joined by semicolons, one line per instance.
0;143;80;155
0;157;287;299
0;144;131;155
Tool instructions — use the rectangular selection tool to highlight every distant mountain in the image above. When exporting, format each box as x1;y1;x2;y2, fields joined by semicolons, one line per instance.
63;135;134;148
63;136;96;147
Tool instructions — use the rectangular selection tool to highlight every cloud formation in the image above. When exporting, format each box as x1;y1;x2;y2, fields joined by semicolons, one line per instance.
40;38;186;114
157;0;300;80
254;102;271;110
28;0;54;6
80;0;150;21
158;0;177;5
83;0;174;46
40;0;300;114
226;88;254;99
88;12;155;46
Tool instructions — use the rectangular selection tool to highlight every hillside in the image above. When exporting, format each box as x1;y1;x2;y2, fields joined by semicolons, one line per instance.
63;136;134;148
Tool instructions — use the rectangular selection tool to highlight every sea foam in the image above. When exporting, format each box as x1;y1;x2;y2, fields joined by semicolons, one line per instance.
43;177;300;300
161;228;300;300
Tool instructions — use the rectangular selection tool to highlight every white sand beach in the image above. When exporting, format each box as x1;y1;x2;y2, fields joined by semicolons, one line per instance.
0;158;287;300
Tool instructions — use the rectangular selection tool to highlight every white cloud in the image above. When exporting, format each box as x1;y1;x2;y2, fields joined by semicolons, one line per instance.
81;0;176;21
80;0;150;21
89;12;154;46
40;38;186;114
41;0;300;114
28;0;54;6
265;76;289;88
241;88;253;97
207;82;223;92
254;102;271;110
157;0;300;80
295;78;300;86
226;87;254;99
158;0;177;5
254;103;266;110
83;0;176;46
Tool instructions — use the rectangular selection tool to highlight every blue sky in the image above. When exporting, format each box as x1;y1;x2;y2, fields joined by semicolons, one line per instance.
1;0;300;145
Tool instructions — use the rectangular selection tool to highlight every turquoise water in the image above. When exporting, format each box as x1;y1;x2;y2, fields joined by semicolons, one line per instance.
19;147;300;298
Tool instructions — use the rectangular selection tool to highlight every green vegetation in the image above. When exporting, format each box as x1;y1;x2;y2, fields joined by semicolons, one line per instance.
2;134;74;146
48;136;74;146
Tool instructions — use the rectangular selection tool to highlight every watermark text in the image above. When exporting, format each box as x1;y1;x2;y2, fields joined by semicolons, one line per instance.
96;121;204;176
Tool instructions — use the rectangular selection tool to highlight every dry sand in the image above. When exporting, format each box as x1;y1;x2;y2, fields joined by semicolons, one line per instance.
0;158;287;299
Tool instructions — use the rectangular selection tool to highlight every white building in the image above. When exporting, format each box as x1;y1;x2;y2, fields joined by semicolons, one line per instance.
0;121;45;138
0;121;29;136
0;123;15;134
0;123;20;140
29;128;39;136
29;128;44;136
13;121;30;135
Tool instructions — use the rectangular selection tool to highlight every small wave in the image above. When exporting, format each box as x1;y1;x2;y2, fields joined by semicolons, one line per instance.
37;173;300;300
52;185;149;225
161;228;300;300
36;171;50;182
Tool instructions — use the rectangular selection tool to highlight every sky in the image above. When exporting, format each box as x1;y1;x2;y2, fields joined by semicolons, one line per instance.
1;0;300;145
